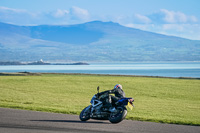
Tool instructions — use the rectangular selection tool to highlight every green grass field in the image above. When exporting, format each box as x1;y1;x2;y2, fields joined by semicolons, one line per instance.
0;73;199;126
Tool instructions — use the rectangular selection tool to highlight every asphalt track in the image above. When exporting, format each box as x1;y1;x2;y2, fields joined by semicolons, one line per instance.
0;108;199;133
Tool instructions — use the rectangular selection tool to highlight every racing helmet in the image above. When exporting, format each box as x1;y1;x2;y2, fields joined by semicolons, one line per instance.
114;84;122;90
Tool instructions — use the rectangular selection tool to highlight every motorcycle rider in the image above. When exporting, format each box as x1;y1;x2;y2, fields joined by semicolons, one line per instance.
100;84;125;112
110;84;125;102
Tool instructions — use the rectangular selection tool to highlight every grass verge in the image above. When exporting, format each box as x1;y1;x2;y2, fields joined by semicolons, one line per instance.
0;73;199;126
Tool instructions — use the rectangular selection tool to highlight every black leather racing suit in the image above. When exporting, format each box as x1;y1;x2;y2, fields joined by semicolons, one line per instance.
99;89;125;108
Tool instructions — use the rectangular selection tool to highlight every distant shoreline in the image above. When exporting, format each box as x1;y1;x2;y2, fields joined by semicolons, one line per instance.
0;61;89;65
0;72;199;80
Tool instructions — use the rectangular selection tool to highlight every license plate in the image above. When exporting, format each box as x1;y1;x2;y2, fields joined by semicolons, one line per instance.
128;102;133;110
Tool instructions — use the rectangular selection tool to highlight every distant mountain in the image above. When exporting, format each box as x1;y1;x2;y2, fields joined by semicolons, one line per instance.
0;21;200;62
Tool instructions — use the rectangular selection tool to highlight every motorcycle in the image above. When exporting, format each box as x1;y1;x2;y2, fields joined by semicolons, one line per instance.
79;86;134;123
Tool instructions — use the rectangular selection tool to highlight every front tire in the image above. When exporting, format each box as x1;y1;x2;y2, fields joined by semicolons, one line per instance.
79;105;91;121
109;107;127;124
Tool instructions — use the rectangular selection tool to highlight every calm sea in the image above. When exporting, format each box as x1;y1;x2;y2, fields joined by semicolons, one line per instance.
0;62;200;78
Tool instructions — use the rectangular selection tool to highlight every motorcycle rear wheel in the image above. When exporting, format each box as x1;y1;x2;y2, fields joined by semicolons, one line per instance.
79;105;91;121
109;107;127;124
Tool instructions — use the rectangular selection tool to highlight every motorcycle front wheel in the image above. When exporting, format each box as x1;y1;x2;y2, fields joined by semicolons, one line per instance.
79;105;91;121
109;107;127;124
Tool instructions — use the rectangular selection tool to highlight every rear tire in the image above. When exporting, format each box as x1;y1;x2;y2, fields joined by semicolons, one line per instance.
79;105;91;121
109;107;127;124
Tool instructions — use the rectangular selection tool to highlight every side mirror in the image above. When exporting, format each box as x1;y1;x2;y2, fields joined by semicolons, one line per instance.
97;86;100;98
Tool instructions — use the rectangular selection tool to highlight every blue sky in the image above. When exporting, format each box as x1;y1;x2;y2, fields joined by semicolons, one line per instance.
0;0;200;40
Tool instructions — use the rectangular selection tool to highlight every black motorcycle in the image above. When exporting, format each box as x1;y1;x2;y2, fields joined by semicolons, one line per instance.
79;86;134;123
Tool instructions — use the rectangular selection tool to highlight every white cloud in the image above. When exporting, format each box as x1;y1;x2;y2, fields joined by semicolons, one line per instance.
113;13;151;24
0;6;27;13
121;9;200;40
53;9;69;18
161;24;200;40
133;14;151;24
0;6;37;25
160;9;198;23
162;24;184;31
0;6;91;25
124;23;200;40
124;23;154;31
70;6;90;21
